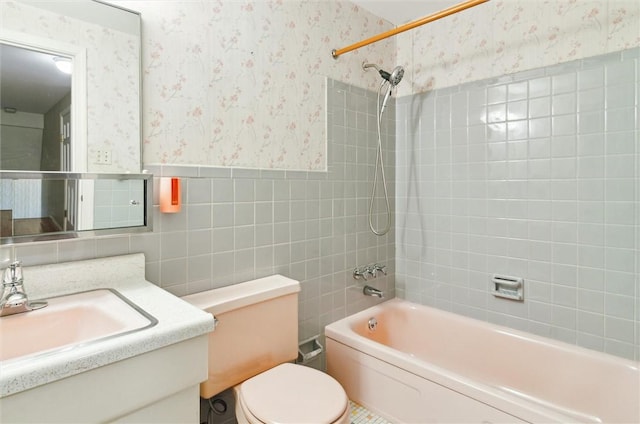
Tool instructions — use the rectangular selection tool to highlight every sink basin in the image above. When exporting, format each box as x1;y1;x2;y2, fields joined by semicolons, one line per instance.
0;289;157;363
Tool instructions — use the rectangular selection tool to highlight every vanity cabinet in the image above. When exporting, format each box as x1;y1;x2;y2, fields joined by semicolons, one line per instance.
1;336;208;423
0;254;215;423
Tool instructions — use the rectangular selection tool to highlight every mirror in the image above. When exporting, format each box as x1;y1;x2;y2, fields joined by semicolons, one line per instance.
0;1;148;244
0;0;141;173
0;172;152;244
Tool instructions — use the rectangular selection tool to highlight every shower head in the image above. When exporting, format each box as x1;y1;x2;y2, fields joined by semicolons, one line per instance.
386;66;404;86
362;62;404;87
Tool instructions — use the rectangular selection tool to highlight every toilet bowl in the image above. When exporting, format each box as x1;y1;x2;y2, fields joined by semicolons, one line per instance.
234;363;350;424
182;275;350;424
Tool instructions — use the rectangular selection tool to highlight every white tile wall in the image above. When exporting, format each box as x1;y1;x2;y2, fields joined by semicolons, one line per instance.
396;47;639;360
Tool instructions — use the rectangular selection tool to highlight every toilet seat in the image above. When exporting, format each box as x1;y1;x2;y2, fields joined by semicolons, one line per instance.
236;363;349;424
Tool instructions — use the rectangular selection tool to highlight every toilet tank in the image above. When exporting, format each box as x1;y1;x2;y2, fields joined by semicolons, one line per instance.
182;275;300;398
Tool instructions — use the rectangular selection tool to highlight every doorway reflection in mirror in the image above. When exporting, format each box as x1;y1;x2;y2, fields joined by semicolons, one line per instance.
0;43;72;171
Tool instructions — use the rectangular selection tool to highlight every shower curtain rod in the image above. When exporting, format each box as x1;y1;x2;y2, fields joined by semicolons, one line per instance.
331;0;490;58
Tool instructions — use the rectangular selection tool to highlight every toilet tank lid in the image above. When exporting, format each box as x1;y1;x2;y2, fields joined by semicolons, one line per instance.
181;275;300;315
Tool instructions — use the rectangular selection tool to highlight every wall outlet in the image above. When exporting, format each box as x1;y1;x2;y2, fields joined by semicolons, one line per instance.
95;149;112;165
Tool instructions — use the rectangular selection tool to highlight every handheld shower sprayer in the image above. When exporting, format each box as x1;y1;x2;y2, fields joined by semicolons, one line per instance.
381;85;393;114
362;61;404;236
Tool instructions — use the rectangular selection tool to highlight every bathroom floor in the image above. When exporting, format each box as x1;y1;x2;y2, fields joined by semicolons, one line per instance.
350;401;392;424
201;392;391;424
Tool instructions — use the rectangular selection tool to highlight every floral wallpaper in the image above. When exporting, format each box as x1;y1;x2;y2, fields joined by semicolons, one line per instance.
397;0;640;95
8;1;632;171
1;0;141;173
118;0;396;170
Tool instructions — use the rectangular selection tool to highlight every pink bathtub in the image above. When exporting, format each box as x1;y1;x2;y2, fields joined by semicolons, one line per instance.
325;299;639;423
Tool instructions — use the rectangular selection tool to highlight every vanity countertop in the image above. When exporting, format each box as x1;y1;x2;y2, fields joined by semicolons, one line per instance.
0;253;215;397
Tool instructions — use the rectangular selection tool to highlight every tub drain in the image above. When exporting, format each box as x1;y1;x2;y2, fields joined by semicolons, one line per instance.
367;317;377;331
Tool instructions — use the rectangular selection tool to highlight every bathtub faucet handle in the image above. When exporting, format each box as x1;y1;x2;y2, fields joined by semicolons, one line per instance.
364;266;376;279
353;267;369;281
373;264;387;276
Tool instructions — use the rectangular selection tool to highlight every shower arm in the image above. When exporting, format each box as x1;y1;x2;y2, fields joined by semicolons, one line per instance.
331;0;489;58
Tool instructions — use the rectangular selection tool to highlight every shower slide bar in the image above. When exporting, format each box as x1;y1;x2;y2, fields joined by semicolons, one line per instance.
331;0;489;58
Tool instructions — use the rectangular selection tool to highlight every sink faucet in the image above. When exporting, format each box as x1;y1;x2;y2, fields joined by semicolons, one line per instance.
363;285;384;298
1;261;47;317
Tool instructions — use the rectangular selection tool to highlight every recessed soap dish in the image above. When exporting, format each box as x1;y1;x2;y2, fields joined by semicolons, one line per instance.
491;274;524;301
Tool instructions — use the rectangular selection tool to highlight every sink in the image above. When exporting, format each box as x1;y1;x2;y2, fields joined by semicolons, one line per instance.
0;289;157;362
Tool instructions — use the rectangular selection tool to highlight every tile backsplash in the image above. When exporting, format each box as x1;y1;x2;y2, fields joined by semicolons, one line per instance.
396;47;639;360
1;78;395;355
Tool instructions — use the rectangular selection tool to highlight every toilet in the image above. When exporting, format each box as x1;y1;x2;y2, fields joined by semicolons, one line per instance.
182;275;350;424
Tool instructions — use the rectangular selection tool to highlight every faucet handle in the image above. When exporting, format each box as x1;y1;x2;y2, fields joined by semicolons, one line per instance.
364;266;376;278
373;263;387;276
353;267;369;281
2;261;23;285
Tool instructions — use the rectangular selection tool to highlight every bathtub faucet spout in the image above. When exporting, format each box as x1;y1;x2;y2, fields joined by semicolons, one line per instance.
363;285;384;298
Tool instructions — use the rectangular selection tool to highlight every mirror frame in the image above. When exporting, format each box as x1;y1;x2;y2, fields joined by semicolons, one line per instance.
0;171;153;245
0;29;88;172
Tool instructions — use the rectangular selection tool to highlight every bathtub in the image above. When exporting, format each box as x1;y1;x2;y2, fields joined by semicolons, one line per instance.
325;299;639;423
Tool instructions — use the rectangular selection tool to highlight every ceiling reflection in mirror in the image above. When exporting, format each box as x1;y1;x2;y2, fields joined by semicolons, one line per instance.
0;172;152;244
0;0;142;173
